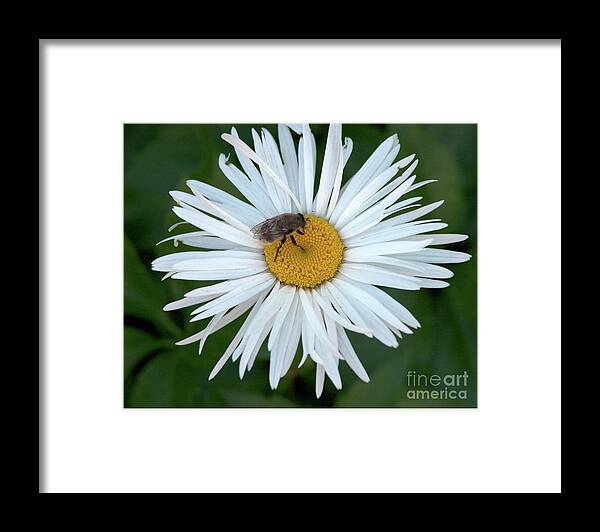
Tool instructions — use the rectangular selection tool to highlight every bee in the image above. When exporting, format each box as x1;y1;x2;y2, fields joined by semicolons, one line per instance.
251;213;307;261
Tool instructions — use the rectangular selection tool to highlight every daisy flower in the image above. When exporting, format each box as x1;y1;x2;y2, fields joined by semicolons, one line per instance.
152;124;471;397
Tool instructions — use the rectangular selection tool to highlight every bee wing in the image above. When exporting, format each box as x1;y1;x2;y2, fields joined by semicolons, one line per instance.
251;218;281;241
250;219;271;235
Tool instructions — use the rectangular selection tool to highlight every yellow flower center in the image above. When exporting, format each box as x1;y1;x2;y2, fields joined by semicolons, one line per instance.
264;215;344;288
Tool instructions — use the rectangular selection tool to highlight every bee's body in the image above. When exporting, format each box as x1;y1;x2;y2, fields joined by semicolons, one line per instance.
251;213;307;261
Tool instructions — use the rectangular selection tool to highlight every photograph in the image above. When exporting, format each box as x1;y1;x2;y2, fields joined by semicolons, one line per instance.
124;123;477;407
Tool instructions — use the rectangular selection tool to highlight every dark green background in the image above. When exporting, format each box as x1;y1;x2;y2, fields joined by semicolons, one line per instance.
124;124;477;407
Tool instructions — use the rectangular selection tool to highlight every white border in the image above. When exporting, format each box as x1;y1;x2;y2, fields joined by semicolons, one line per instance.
42;41;561;493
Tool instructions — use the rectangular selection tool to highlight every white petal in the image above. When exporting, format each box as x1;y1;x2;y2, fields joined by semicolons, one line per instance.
338;263;421;291
298;289;342;389
335;161;403;229
408;234;469;246
230;127;264;184
158;231;239;251
314;124;342;217
260;128;291;211
221;133;302;211
337;325;370;383
198;311;226;355
183;272;271;298
384;200;445;225
332;288;397;348
354;284;420;328
187;179;264;227
252;129;286;212
173;257;265;271
170;186;250;232
312;286;373;337
351;215;439;241
185;180;264;227
326;138;349;218
324;313;339;357
173;206;262;249
208;291;269;380
315;364;325;398
274;295;301;375
172;266;266;281
342;137;353;167
413;278;450;288
301;124;316;213
277;124;299;199
269;293;300;388
352;160;419;217
334;276;412;333
343;239;432;261
314;337;342;390
175;294;261;346
384;201;423;217
403;248;472;264
238;283;286;377
299;318;314;368
375;259;455;279
152;250;242;271
330;134;399;224
321;282;372;334
337;174;418;239
406;179;437;193
190;278;275;321
284;123;302;134
164;294;218;312
279;302;302;377
245;315;276;378
267;286;297;351
337;135;399;203
218;154;278;218
345;222;448;247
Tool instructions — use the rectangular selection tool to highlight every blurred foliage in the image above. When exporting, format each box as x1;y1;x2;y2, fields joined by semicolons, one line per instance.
124;124;477;407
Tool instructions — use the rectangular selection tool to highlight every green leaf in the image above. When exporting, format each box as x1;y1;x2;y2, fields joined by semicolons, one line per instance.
126;350;201;407
336;355;409;407
124;326;171;378
124;235;180;337
124;124;210;252
219;389;297;407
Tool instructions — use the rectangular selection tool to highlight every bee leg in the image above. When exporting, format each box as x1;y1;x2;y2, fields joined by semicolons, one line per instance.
290;234;304;251
274;236;286;262
296;229;305;235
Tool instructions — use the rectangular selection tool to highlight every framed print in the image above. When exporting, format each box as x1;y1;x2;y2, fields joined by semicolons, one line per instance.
41;40;560;493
